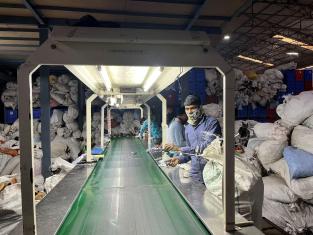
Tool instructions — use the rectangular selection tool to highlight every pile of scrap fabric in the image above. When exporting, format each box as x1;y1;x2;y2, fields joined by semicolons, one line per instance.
235;69;287;110
204;68;287;110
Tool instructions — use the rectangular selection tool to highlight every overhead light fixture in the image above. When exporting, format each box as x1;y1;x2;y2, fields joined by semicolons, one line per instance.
223;34;230;40
143;67;163;92
66;65;104;95
286;52;299;56
237;55;274;67
99;66;112;91
273;35;313;51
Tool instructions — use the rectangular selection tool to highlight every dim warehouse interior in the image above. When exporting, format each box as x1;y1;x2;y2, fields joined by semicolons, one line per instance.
0;1;313;235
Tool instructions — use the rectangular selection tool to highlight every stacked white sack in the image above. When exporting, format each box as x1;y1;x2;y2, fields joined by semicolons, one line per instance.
276;91;313;127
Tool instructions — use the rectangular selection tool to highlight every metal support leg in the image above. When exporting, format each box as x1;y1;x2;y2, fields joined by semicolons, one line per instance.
144;103;151;149
221;69;235;231
86;94;97;162
39;66;51;178
18;63;38;235
101;104;108;148
107;108;112;136
156;94;167;147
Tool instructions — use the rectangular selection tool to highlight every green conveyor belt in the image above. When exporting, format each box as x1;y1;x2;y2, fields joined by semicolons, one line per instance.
57;137;211;235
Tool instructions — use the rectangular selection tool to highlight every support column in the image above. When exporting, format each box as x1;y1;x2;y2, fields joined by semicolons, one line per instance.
143;103;151;149
139;107;143;118
18;63;37;235
107;107;112;136
86;94;97;162
39;26;51;179
101;104;108;148
39;66;51;178
222;70;235;231
156;94;167;147
77;81;85;131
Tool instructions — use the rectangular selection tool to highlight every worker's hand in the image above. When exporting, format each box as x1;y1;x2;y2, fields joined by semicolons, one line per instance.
167;157;180;167
164;144;180;152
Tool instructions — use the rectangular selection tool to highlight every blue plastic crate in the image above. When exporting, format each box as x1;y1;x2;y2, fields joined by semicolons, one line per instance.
4;109;18;124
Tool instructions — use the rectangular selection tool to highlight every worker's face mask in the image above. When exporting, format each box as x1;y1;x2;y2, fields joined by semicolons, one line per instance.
186;107;202;125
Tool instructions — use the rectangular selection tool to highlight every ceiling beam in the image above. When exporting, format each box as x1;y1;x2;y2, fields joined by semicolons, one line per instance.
0;16;222;34
0;3;231;21
131;0;203;4
22;0;45;25
185;0;210;30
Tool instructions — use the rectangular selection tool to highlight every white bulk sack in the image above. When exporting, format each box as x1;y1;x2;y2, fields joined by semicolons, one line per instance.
58;74;70;85
203;139;261;197
263;175;298;203
65;138;81;160
291;125;313;154
276;91;313;127
255;139;287;169
270;159;313;201
0;155;11;175
50;109;64;126
1;157;20;176
66;122;79;132
303;114;313;129
51;135;69;159
6;82;17;90
0;183;22;214
253;122;289;141
67;106;79;120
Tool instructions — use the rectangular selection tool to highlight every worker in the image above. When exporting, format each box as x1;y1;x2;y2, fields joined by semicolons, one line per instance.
166;107;187;147
164;95;221;183
139;114;162;146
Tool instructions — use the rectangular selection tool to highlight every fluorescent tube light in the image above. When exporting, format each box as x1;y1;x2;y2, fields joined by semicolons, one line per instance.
223;34;230;40
143;67;163;92
273;35;313;51
99;66;112;91
237;55;274;67
286;52;299;56
66;65;103;95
